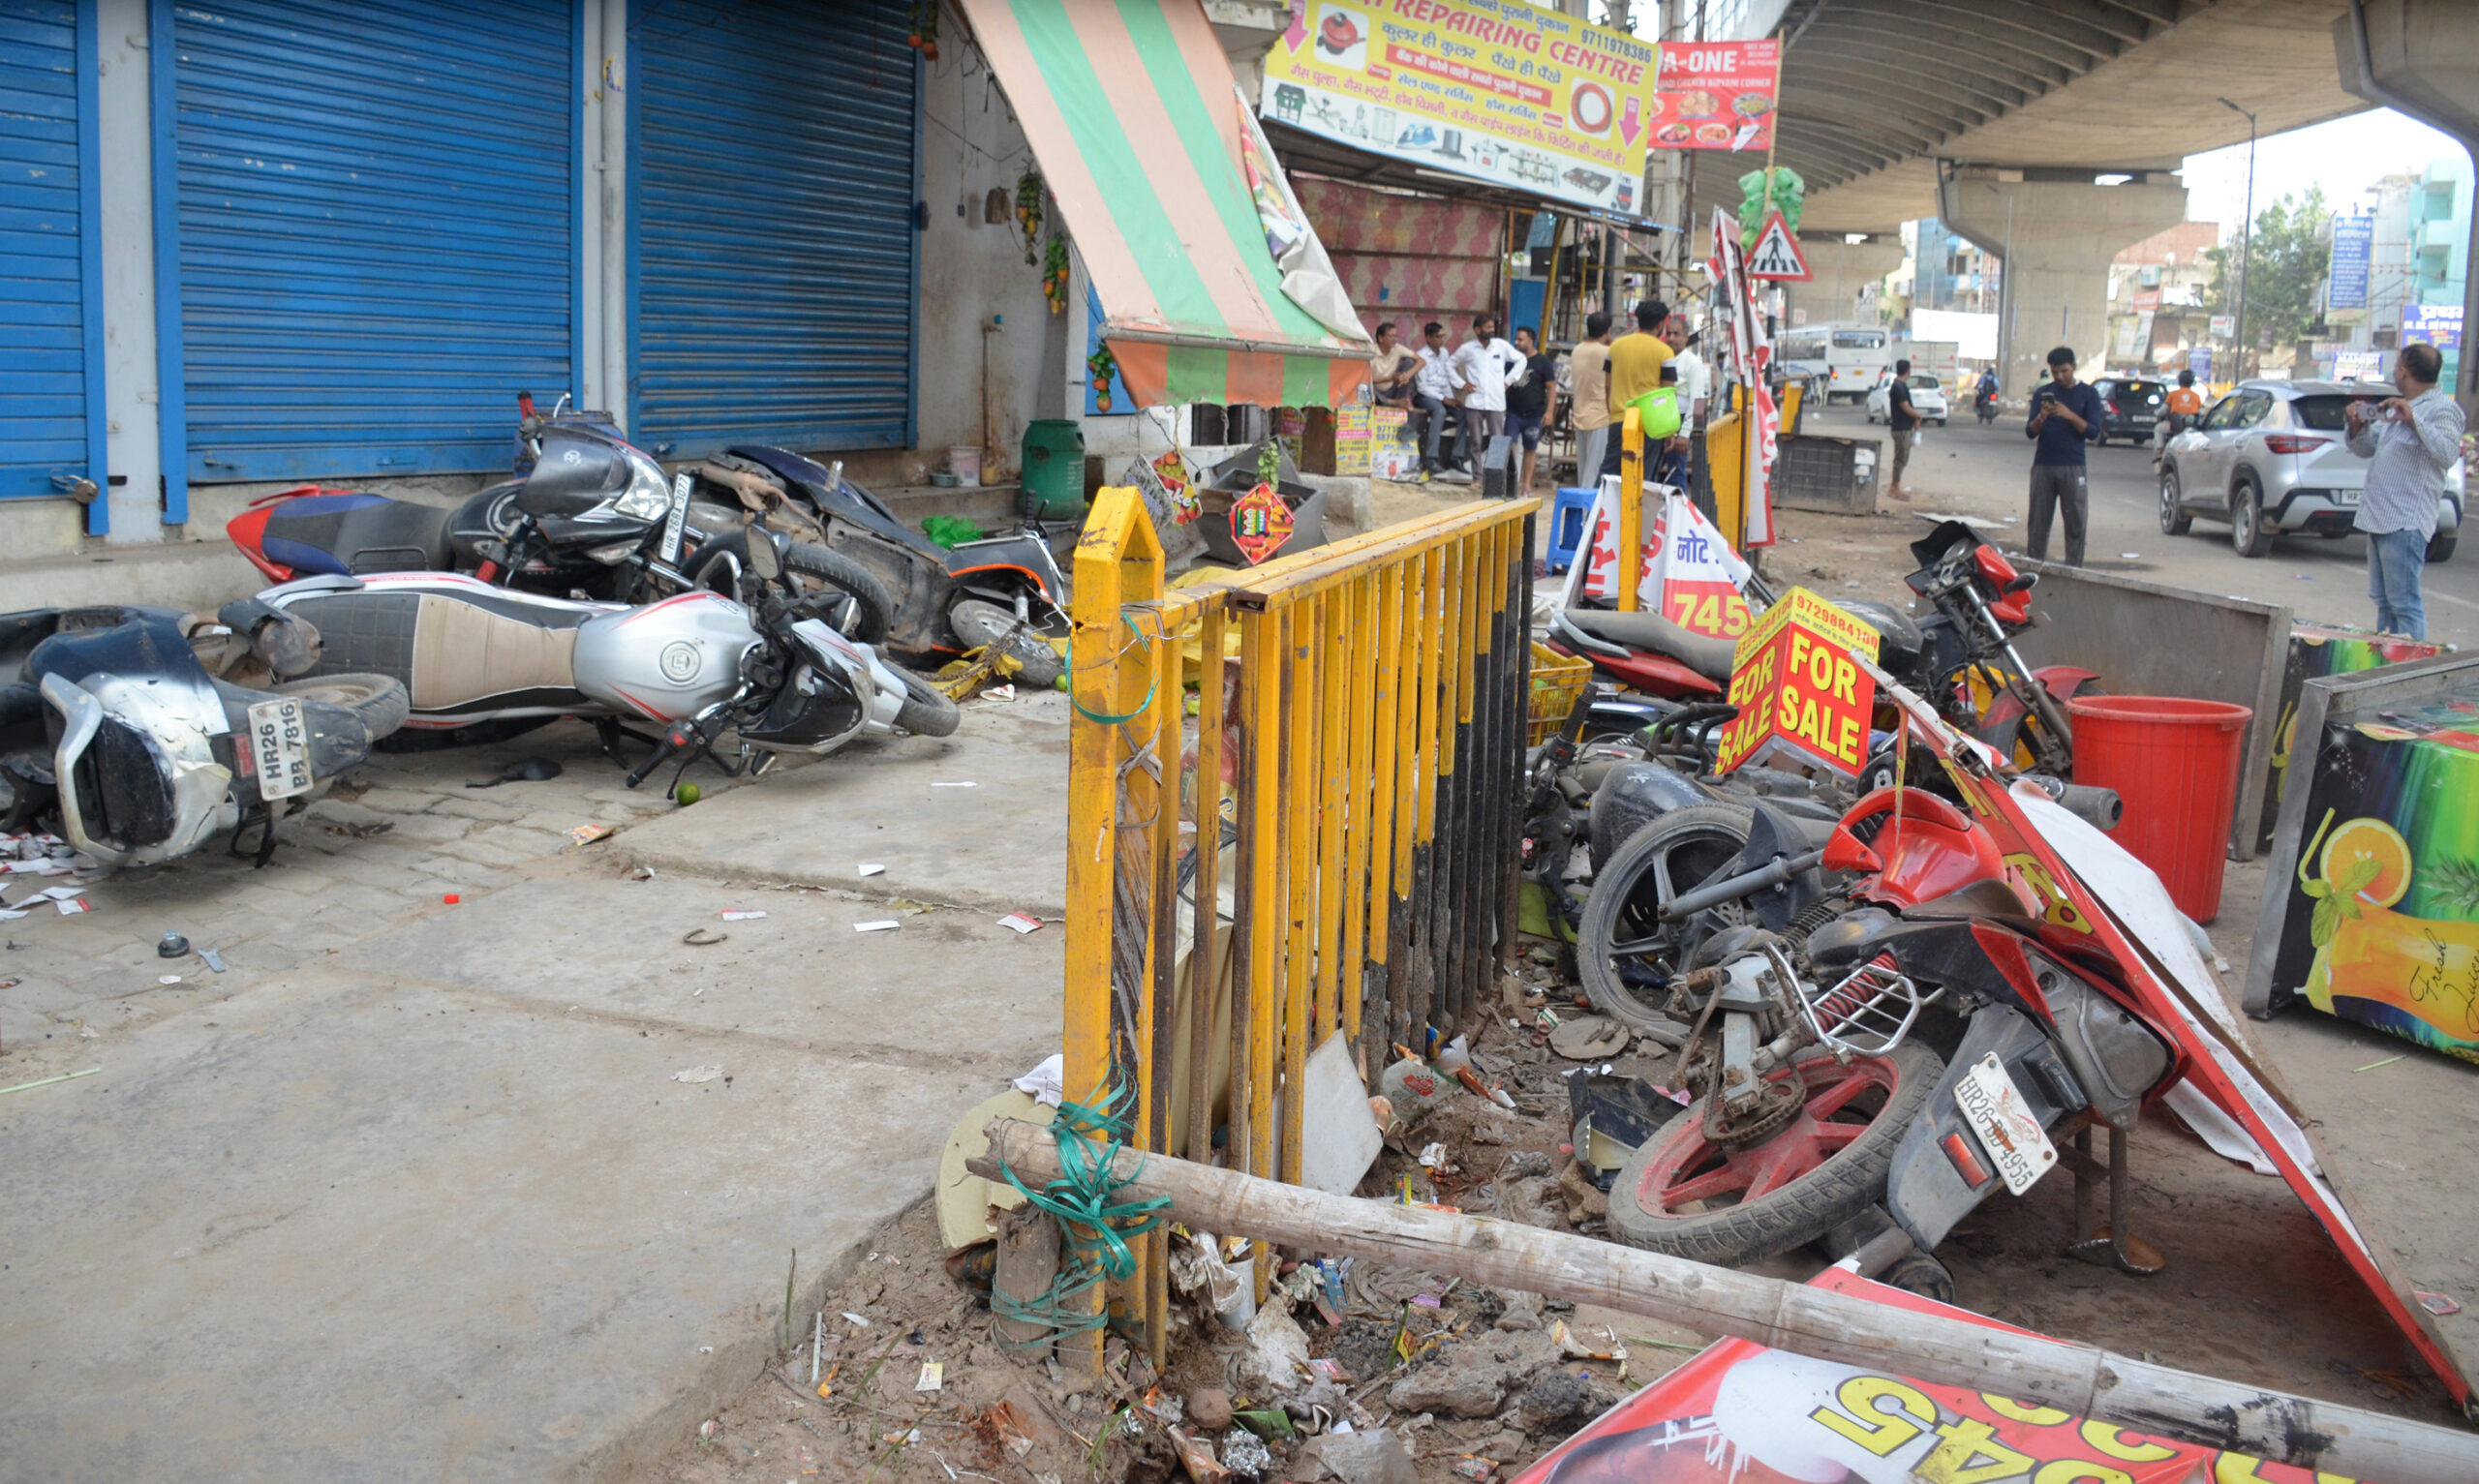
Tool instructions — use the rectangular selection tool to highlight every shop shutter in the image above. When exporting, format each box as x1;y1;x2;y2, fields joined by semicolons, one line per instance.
631;0;916;459
1;0;105;502
166;0;575;482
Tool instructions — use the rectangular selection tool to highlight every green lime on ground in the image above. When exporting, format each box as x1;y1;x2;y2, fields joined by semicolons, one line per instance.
676;783;702;806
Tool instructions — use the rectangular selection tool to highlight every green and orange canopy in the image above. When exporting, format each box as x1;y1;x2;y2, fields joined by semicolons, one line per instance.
961;0;1372;408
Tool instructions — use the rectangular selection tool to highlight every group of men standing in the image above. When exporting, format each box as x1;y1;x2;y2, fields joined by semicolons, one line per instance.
1367;301;1709;493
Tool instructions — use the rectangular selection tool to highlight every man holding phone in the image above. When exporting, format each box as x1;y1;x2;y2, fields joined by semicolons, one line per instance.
2345;343;2463;639
2024;345;2101;565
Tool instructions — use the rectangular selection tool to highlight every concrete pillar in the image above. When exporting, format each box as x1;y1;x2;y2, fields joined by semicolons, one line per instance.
96;0;160;543
1937;170;2186;398
2336;0;2479;413
1782;235;1901;331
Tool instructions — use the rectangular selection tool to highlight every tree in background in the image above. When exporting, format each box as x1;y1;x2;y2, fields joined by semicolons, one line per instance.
2207;188;2331;378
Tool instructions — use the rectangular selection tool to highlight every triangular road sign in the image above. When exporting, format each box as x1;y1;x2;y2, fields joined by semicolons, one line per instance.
1745;210;1811;281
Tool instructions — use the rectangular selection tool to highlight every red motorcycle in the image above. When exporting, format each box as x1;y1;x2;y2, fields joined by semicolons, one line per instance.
1586;664;2468;1410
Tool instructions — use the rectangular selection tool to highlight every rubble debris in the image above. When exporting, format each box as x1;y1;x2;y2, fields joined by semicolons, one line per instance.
1300;1427;1418;1484
1385;1330;1560;1417
672;1066;724;1084
1546;1015;1627;1061
1238;1298;1312;1397
1186;1386;1234;1432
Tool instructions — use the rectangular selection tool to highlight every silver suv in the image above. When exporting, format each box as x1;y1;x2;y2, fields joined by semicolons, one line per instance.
2158;379;2464;561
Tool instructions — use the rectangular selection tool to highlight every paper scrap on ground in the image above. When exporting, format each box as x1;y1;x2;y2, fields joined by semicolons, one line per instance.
34;886;84;901
1012;1052;1065;1107
567;824;614;845
997;913;1042;934
858;863;885;877
854;920;901;933
931;780;978;788
0;910;24;922
914;1362;942;1392
842;1312;870;1327
719;909;767;922
55;898;88;916
672;1065;724;1084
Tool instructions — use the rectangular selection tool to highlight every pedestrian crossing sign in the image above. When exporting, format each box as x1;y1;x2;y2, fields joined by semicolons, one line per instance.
1746;210;1810;281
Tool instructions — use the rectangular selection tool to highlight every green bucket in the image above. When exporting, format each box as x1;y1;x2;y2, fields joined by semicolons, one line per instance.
1020;419;1086;520
1628;387;1682;441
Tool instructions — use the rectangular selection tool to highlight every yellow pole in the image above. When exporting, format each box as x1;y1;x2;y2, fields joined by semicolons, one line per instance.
1616;406;1644;611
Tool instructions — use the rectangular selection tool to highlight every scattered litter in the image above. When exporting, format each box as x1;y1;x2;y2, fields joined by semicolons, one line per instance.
158;931;190;958
1546;1015;1628;1061
696;1345;714;1354
854;920;902;933
629;865;658;881
682;927;728;946
1418;1142;1449;1168
469;756;562;788
842;1312;871;1328
2119;552;2140;560
1453;1460;1498;1480
719;909;768;922
858;863;886;877
914;1361;943;1392
0;910;25;922
0;976;17;990
2419;1291;2463;1317
0;1067;100;1098
34;886;84;901
1221;1430;1274;1476
996;913;1043;934
2353;1054;2404;1073
567;824;615;846
931;781;979;788
158;975;182;985
672;1065;724;1083
55;897;89;916
984;684;1016;702
200;949;226;974
443;894;461;905
1013;1053;1065;1107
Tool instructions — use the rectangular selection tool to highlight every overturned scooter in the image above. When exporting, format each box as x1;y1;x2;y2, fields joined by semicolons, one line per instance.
0;602;407;866
1590;659;2470;1410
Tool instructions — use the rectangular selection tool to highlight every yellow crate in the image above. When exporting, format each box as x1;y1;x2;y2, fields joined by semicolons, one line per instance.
1526;642;1593;745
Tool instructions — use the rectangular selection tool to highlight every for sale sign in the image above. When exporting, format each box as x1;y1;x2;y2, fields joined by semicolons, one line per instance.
1712;588;1881;776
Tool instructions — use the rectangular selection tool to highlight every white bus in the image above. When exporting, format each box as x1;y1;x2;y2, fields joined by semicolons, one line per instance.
1775;322;1889;406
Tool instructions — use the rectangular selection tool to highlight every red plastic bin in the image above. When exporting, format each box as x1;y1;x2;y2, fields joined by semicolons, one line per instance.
2067;695;2252;923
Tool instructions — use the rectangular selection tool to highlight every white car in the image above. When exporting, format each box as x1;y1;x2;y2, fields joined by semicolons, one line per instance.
1865;373;1948;427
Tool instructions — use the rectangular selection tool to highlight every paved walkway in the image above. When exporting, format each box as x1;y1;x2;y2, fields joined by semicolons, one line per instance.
0;695;1068;1481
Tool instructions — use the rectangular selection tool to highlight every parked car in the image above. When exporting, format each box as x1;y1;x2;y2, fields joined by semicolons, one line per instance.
2088;376;2168;445
2158;379;2464;561
1863;371;1948;427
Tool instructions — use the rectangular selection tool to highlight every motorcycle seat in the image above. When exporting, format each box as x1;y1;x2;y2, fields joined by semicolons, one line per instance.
1554;608;1737;684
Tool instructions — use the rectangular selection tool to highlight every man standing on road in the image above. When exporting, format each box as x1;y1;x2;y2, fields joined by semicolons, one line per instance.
1450;314;1517;477
1568;311;1614;493
1411;321;1459;481
2024;345;2100;565
2346;343;2463;640
1884;357;1919;502
1504;325;1560;495
1599;298;1674;482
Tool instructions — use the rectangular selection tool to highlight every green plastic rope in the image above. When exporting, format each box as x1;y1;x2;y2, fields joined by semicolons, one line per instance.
1066;611;1161;727
988;1083;1173;1346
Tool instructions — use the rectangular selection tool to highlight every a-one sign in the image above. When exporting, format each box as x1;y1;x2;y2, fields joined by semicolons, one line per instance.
1713;588;1882;776
1648;40;1779;153
2402;302;2464;351
1743;209;1810;281
2329;213;2373;311
1261;0;1660;216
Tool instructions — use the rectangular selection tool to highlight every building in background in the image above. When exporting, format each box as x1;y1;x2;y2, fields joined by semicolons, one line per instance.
1910;217;2000;315
2317;157;2467;392
2104;222;2218;374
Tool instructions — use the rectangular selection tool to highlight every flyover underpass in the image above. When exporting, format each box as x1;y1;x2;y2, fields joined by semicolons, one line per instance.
1708;0;2479;407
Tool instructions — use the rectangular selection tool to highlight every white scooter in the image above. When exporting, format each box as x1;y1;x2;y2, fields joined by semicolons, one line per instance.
254;531;958;792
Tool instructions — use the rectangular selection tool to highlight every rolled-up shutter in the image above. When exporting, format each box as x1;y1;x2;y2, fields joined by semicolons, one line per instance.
165;0;576;482
1;0;106;505
631;0;917;459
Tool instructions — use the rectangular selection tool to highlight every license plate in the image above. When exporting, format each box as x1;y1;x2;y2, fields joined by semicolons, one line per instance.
660;471;692;564
246;698;316;801
2333;488;2360;506
1955;1052;2057;1196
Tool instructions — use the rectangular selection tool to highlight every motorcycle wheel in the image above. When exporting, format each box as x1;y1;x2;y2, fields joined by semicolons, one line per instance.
1608;1044;1943;1267
892;668;962;738
1576;802;1750;1042
692;533;894;646
950;598;1065;689
272;673;411;742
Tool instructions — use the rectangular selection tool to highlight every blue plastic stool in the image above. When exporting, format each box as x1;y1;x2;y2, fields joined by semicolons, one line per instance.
1546;485;1598;574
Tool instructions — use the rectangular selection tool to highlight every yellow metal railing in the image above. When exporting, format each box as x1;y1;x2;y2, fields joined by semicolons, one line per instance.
1062;492;1538;1367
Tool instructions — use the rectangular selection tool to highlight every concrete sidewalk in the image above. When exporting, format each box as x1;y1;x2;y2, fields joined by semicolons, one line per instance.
0;699;1069;1481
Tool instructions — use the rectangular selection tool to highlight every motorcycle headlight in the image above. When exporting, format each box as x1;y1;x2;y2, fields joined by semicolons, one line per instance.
613;446;674;522
585;540;640;564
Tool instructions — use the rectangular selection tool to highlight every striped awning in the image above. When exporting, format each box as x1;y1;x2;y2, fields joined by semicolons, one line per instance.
960;0;1372;408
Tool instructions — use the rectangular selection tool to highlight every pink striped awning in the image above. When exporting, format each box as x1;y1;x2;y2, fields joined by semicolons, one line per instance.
958;0;1371;408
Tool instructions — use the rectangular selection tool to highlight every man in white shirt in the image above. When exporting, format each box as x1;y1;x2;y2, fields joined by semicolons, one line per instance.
1448;314;1520;476
1411;320;1460;478
2344;342;2464;639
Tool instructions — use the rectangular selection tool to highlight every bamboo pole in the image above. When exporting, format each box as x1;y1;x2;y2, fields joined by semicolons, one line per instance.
968;1121;2479;1484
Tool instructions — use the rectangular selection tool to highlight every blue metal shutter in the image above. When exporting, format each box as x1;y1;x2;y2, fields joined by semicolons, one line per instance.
166;0;575;482
0;0;106;506
631;0;917;459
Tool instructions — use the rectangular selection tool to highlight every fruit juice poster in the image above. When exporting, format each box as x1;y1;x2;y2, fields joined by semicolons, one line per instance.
2268;685;2479;1061
2253;621;2445;851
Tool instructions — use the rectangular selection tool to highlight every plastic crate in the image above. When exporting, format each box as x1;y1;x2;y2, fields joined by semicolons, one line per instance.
1527;643;1593;744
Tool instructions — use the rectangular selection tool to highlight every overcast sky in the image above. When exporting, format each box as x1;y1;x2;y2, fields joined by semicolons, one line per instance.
2179;107;2470;237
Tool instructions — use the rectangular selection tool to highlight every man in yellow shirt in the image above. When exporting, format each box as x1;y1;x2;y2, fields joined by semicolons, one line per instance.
1598;299;1673;481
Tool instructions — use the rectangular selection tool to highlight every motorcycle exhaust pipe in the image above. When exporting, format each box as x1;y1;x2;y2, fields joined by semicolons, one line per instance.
2024;774;2123;833
1660;847;1827;923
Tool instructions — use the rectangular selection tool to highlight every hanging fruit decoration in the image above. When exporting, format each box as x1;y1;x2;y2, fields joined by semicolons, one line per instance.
905;0;939;60
1042;234;1070;316
1086;343;1117;412
1015;169;1045;266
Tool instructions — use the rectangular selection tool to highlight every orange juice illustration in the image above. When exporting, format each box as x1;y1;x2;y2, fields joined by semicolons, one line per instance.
2300;812;2479;1048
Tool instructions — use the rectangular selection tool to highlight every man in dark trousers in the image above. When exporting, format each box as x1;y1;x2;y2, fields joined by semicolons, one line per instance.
2024;345;2100;564
1884;357;1918;502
